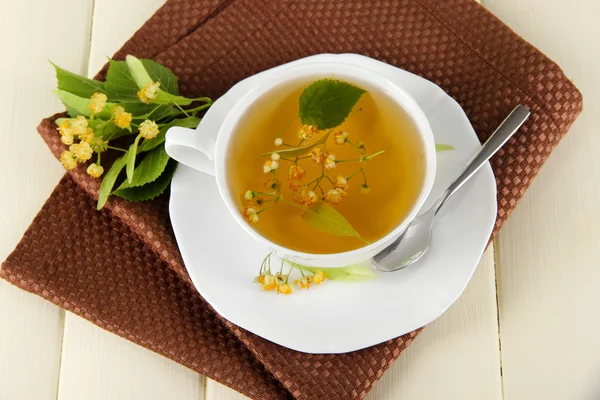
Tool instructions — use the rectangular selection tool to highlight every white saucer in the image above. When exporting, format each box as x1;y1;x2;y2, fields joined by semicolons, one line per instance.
169;54;497;354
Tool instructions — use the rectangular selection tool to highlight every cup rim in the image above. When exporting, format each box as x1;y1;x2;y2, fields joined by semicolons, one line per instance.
214;61;436;261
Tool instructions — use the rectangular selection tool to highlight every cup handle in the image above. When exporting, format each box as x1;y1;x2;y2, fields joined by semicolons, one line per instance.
165;126;216;176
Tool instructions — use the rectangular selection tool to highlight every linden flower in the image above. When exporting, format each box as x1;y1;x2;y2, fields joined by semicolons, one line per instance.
70;141;93;163
309;147;327;165
277;283;293;295
271;152;281;161
139;120;159;139
90;137;108;153
360;184;371;194
325;187;345;205
88;92;107;114
274;138;283;147
263;160;279;173
313;271;326;284
112;105;132;129
244;207;260;224
294;276;313;290
334;130;349;145
295;187;318;206
299;124;318;140
255;273;277;291
288;164;306;180
86;163;104;178
289;179;304;193
80;127;95;144
324;153;336;169
70;115;88;137
60;132;74;145
137;81;160;104
333;175;348;191
244;190;255;200
59;150;76;170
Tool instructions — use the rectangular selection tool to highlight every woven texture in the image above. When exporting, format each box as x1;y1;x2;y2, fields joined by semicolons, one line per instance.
1;0;582;399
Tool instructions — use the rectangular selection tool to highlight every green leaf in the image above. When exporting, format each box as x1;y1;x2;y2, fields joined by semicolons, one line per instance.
52;62;105;98
116;146;170;190
97;154;128;210
138;116;200;153
114;161;177;202
300;202;366;242
292;263;376;282
299;79;366;129
104;59;139;101
435;143;455;152
126;135;142;183
141;59;179;95
55;90;113;118
262;131;332;158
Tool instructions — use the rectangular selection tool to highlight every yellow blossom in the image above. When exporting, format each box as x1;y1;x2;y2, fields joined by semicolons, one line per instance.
58;119;72;136
334;130;349;145
70;141;93;163
88;92;107;114
60;132;74;145
313;271;326;284
139;120;159;139
325;187;345;205
263;160;279;173
244;207;259;224
90;137;108;153
70;115;88;137
137;81;160;103
59;151;76;170
255;273;277;291
289;179;303;193
309;147;327;165
324;153;336;169
298;124;318;140
277;283;293;295
112;105;132;129
80;127;95;143
274;273;286;286
360;184;371;194
288;164;306;180
294;276;312;290
271;152;281;161
86;163;104;178
274;138;283;146
295;187;318;206
333;175;348;191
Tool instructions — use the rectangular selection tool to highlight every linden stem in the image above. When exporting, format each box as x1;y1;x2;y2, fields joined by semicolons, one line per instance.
107;146;127;152
173;102;191;118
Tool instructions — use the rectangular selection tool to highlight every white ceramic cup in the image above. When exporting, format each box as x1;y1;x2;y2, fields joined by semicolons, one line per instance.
165;61;436;267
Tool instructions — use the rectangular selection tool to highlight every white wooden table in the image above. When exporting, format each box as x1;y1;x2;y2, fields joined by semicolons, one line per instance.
1;1;598;399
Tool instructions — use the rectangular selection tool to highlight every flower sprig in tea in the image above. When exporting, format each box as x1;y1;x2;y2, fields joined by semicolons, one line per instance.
242;79;383;243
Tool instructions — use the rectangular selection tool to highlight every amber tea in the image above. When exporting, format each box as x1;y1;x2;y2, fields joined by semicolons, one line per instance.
226;77;426;254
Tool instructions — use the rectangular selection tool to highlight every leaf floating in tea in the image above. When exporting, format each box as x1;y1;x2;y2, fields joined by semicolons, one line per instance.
435;143;455;152
299;79;366;129
300;202;367;242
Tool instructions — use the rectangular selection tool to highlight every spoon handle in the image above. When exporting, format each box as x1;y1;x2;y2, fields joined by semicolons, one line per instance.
437;105;530;211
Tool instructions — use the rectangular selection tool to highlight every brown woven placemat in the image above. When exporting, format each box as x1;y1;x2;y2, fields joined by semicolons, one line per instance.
1;0;582;399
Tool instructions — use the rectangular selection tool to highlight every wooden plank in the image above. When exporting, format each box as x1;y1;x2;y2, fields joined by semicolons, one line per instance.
205;380;250;400
483;1;600;399
57;314;204;400
367;248;502;400
56;1;205;399
0;0;93;399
